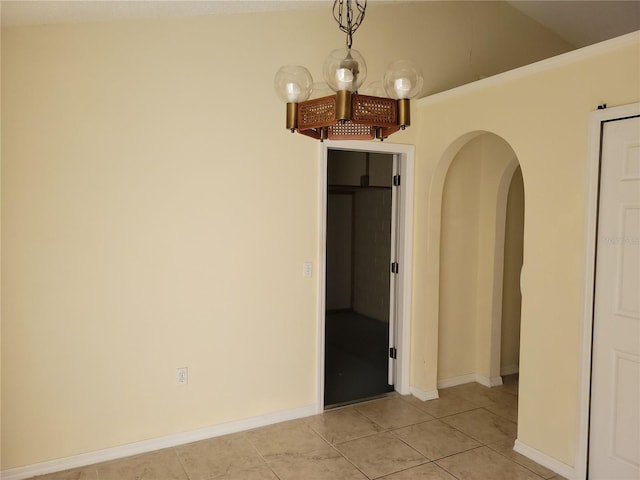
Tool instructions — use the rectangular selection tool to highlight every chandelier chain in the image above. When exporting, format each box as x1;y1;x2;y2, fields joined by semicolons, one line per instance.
332;0;367;49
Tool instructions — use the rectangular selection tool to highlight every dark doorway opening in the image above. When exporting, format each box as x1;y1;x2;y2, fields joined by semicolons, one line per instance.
324;149;396;408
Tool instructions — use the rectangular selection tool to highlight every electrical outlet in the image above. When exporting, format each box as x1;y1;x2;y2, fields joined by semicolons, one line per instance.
177;367;188;385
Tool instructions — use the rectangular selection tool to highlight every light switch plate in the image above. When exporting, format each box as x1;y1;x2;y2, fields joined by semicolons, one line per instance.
303;262;312;278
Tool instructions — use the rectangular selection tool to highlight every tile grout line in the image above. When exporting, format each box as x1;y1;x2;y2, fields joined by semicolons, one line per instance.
431;456;465;480
374;460;463;480
300;417;377;480
320;392;520;479
415;394;531;479
326;441;372;480
242;432;285;480
306;407;390;446
426;397;548;480
387;427;432;460
483;441;552;480
308;414;388;480
308;412;431;480
307;421;375;480
169;445;192;480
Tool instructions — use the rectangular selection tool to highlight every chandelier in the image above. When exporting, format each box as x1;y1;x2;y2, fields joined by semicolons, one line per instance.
274;0;423;141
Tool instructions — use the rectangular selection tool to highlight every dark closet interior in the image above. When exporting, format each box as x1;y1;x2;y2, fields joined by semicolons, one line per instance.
324;150;395;408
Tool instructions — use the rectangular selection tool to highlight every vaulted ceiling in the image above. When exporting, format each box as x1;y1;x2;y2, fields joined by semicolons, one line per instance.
507;1;640;47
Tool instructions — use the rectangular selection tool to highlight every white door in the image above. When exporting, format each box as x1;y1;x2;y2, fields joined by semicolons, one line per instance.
590;115;640;479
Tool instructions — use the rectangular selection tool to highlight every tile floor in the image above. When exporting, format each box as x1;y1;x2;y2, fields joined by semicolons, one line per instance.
32;376;567;480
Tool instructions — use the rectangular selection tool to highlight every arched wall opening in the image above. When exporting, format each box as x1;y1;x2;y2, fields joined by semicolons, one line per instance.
437;132;523;388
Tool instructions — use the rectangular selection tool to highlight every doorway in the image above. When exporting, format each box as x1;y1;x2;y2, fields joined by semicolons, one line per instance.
324;149;397;407
318;141;414;411
437;133;522;388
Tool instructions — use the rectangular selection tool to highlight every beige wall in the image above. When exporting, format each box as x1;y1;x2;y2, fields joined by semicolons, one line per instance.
413;34;640;468
438;139;482;380
1;2;573;471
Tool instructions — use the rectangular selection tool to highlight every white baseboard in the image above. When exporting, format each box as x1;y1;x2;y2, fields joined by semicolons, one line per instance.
1;404;317;480
437;373;503;389
514;439;577;480
478;375;503;387
437;373;477;389
500;364;520;376
410;386;439;401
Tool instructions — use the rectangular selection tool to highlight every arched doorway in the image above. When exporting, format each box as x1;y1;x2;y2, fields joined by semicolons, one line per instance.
437;132;524;388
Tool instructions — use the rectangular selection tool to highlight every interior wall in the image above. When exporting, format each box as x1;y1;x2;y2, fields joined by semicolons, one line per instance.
473;137;518;382
352;187;392;322
501;167;524;375
1;2;574;471
438;139;482;380
413;34;640;468
326;194;353;311
438;133;517;383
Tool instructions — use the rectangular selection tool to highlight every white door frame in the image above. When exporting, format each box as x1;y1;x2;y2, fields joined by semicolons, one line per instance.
389;154;400;385
576;102;640;478
316;140;414;411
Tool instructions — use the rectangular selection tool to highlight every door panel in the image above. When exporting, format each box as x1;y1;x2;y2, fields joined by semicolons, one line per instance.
589;116;640;478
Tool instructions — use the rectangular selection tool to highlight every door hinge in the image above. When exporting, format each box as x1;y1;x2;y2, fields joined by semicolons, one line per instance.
389;347;397;359
393;174;401;186
391;261;399;274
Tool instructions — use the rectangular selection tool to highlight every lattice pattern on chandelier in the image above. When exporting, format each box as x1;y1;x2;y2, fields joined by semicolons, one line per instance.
329;122;375;140
299;97;337;129
297;94;398;132
352;95;397;126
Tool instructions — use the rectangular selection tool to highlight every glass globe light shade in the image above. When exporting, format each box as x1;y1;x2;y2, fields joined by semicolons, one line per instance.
274;65;314;103
323;48;367;92
383;60;424;100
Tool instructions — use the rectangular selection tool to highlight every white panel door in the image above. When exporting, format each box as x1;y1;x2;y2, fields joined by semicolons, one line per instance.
590;115;640;479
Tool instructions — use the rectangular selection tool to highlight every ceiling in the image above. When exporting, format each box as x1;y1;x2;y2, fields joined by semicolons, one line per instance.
1;0;639;48
0;1;330;26
507;1;640;48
